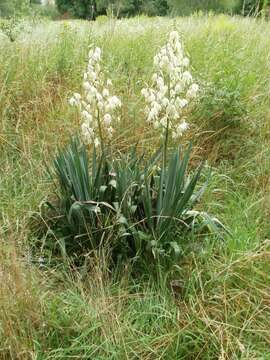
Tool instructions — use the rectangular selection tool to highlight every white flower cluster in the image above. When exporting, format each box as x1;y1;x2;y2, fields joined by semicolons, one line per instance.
69;47;121;147
141;31;199;139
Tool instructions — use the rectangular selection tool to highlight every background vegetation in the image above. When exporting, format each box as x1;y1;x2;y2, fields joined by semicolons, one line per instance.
54;0;270;18
0;0;269;19
0;13;270;358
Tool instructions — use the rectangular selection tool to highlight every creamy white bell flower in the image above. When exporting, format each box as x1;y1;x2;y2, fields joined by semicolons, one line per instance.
104;113;112;126
182;71;193;84
97;101;104;110
69;97;77;106
107;126;114;138
141;31;199;140
141;88;148;98
187;83;199;99
106;79;112;87
94;137;100;147
183;57;190;67
69;46;121;147
74;93;81;101
81;122;94;144
102;88;109;97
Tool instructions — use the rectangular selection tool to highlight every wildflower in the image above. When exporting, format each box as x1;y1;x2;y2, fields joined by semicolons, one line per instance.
104;113;112;126
74;93;81;101
141;30;199;141
172;120;189;139
183;57;190;67
175;98;188;109
187;83;199;99
182;71;193;84
106;79;112;87
169;30;179;42
83;82;91;91
97;101;104;110
81;123;94;145
107;126;114;138
102;88;109;97
69;46;121;148
94;138;100;147
141;88;148;98
69;97;77;106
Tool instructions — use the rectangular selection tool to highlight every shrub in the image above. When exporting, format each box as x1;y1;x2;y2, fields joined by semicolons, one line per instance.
235;0;268;15
0;0;31;18
197;81;247;130
168;0;240;16
56;0;96;19
39;31;225;269
0;17;25;42
42;138;116;258
31;4;60;20
43;138;222;266
95;14;109;23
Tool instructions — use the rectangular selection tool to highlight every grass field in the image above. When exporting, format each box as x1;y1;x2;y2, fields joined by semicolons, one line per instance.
0;15;270;359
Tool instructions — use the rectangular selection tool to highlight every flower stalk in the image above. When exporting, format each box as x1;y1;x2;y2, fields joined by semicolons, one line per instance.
69;46;121;153
141;30;199;164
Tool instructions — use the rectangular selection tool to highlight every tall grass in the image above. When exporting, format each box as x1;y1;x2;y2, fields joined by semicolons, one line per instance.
0;15;270;358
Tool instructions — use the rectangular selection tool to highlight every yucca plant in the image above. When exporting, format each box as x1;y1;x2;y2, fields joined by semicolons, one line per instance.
115;145;223;261
47;138;116;256
37;30;229;271
41;137;225;265
141;145;204;248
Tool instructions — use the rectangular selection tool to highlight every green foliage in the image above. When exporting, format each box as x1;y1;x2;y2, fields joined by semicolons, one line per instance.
43;138;115;257
31;4;60;19
41;138;224;267
1;16;270;359
168;0;240;16
54;0;270;17
55;0;168;18
197;81;247;130
55;0;96;19
0;0;31;18
235;0;269;15
0;0;59;20
95;14;109;22
141;0;168;16
0;17;25;41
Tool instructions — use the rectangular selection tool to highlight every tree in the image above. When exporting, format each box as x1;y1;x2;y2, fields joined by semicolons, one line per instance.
96;0;143;16
141;0;168;16
235;0;268;15
167;0;239;15
56;0;168;18
55;0;97;19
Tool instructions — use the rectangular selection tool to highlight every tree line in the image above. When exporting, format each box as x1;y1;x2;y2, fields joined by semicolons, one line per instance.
55;0;270;18
0;0;268;19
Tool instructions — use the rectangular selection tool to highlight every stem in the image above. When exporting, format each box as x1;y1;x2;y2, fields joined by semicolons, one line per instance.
157;76;170;226
97;109;105;155
163;75;171;171
163;118;169;169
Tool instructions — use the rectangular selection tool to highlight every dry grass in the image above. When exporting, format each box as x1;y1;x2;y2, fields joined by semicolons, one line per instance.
0;15;270;359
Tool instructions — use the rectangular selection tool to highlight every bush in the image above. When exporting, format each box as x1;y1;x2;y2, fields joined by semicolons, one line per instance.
0;0;31;18
31;4;60;20
38;31;225;271
56;0;169;19
55;0;96;19
95;14;109;23
0;17;25;42
168;0;240;16
39;138;224;268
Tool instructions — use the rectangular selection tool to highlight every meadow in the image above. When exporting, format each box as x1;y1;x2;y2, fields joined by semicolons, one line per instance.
0;14;270;359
